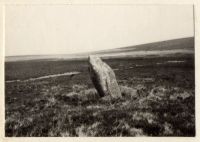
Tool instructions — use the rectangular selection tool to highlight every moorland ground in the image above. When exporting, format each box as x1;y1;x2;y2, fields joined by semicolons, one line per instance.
5;53;195;136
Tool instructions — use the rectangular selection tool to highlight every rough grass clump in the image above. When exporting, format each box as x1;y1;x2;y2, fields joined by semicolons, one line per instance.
120;86;138;99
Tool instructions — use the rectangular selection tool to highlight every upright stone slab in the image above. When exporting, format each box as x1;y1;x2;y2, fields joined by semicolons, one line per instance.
88;55;122;98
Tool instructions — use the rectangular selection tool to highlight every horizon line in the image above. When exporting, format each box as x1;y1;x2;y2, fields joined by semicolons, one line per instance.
5;36;194;57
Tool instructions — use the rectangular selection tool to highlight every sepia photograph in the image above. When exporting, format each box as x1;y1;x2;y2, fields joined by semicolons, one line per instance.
4;4;195;137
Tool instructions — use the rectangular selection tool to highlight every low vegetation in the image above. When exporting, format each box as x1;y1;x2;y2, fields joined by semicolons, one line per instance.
5;54;195;136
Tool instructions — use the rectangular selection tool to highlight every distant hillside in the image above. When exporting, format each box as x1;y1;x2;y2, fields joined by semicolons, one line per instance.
93;37;194;55
5;37;194;62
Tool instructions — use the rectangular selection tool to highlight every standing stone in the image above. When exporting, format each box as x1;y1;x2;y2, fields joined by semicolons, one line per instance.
88;55;122;98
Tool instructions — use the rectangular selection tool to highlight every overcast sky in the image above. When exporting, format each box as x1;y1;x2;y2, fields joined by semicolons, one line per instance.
5;5;194;56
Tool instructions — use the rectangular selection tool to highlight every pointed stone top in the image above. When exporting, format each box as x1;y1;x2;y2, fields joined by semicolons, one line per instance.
88;55;102;65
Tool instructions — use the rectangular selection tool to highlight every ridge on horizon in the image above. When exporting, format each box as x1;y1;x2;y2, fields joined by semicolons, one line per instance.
6;37;194;58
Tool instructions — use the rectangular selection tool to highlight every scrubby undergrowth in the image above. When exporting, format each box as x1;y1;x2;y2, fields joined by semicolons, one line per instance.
5;56;195;136
5;83;195;137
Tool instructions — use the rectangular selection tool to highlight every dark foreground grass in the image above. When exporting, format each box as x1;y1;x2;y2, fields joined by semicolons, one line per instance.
5;54;195;136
